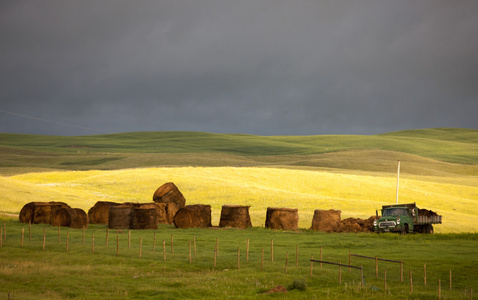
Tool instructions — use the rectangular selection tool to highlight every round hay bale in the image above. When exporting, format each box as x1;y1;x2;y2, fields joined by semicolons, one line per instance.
310;209;341;232
72;208;88;229
51;207;73;227
19;202;43;223
132;208;158;230
219;205;252;229
130;203;169;225
88;201;121;224
19;202;70;224
173;204;212;228
51;207;88;229
33;203;68;224
153;182;186;208
265;207;299;230
108;205;134;229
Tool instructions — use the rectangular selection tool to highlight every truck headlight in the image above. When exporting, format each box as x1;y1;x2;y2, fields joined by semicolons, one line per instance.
373;220;377;226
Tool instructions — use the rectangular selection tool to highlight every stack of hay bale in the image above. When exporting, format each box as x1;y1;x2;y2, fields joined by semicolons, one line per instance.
19;202;88;229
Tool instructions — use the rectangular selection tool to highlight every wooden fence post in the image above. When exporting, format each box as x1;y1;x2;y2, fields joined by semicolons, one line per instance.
261;248;264;271
128;230;131;249
409;270;413;294
163;240;166;261
439;279;441;300
450;269;452;291
246;239;249;262
237;247;240;270
285;252;288;274
139;238;142;258
271;239;274;262
214;247;217;268
424;264;427;286
401;261;404;282
361;265;364;287
339;261;342;285
375;256;378;278
310;254;313;277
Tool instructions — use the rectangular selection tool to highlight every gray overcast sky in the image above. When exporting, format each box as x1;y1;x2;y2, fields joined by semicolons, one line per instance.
1;0;477;136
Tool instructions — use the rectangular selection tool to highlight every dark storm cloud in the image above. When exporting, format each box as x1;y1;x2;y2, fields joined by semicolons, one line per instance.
1;0;477;135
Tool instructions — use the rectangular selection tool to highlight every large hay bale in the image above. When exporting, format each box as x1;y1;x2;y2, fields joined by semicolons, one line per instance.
153;182;186;208
265;207;298;230
131;203;170;225
51;207;88;229
19;202;70;224
310;209;341;232
33;203;69;224
132;207;158;230
219;205;252;229
72;208;89;229
88;201;121;224
108;205;134;229
19;202;43;223
173;204;212;228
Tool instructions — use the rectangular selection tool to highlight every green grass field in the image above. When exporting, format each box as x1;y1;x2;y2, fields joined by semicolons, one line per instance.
0;128;477;298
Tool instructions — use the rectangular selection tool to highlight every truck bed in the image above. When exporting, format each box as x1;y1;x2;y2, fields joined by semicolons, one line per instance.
415;215;442;224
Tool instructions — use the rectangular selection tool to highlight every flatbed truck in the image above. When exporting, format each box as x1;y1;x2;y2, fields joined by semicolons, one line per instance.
373;202;442;234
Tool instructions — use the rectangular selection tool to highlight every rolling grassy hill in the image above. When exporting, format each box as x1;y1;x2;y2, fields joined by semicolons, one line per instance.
1;127;477;172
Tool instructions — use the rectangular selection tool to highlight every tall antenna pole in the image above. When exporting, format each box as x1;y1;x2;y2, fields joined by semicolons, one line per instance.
396;160;400;204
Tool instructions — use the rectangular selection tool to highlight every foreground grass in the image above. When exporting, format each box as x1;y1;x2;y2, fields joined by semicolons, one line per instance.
1;218;477;299
2;166;477;233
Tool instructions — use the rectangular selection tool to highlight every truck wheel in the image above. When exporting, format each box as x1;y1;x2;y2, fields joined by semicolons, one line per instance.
401;224;409;235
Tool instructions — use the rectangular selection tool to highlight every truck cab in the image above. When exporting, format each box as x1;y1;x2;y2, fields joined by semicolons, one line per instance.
374;204;415;234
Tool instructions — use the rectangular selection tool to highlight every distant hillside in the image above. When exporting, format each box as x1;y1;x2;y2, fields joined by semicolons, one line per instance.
0;128;477;174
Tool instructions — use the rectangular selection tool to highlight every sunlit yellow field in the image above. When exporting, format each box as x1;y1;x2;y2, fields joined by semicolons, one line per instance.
2;167;477;233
